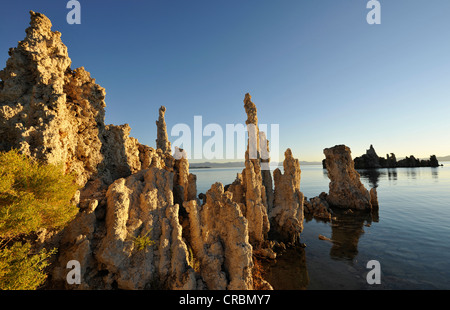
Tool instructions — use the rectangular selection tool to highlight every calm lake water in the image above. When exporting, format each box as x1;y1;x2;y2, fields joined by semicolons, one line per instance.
191;162;450;290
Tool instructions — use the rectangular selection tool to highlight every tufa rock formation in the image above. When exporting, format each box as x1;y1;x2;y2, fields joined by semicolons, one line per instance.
353;145;381;169
0;11;163;194
323;145;375;211
271;149;304;244
225;93;305;247
0;11;328;290
0;11;204;290
53;168;198;289
353;145;441;169
236;93;271;246
304;192;332;221
156;106;171;154
323;144;441;169
184;183;254;290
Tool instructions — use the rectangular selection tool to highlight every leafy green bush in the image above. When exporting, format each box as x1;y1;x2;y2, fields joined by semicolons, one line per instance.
0;150;79;238
0;241;56;290
0;150;79;289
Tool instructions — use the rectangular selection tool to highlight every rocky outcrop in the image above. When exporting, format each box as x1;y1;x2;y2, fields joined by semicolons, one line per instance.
385;153;397;168
1;11;347;291
271;149;304;244
323;144;441;169
0;12;103;187
156;106;171;154
396;154;440;168
260;131;274;212
173;151;197;206
353;145;440;169
0;11;207;290
96;168;197;290
239;93;271;246
323;145;374;210
0;11;155;192
241;151;271;246
53;168;199;290
223;94;305;247
304;192;332;221
353;145;381;169
184;183;254;290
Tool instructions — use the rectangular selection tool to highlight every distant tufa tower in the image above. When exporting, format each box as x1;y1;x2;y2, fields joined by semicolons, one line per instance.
155;106;171;154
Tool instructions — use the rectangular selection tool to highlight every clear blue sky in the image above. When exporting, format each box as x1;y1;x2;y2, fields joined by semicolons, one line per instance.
1;0;450;162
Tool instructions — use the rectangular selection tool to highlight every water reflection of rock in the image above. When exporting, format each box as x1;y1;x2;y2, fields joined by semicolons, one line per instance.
328;209;374;261
388;168;397;181
431;167;439;179
263;247;309;290
358;169;381;188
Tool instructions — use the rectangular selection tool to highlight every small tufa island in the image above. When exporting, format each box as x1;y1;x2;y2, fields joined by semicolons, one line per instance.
1;11;381;290
323;144;441;169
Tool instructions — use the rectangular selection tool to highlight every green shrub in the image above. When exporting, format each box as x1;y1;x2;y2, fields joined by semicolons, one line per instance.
0;150;79;289
132;229;155;252
0;241;56;290
0;150;79;238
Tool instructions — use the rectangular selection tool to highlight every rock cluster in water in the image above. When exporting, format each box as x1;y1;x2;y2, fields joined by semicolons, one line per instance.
322;144;441;169
305;144;379;221
354;144;440;169
0;11;386;290
0;12;311;290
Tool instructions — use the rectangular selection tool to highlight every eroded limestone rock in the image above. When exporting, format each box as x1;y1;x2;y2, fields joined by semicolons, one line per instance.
240;93;271;246
96;168;198;290
156;106;171;154
184;183;254;290
323;145;372;210
271;149;304;244
304;192;332;221
0;11;152;190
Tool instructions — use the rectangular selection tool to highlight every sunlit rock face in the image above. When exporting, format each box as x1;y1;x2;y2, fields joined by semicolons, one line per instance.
323;145;373;210
271;149;304;244
184;183;254;290
1;11;325;291
156;106;171;154
0;11;205;290
0;11;151;191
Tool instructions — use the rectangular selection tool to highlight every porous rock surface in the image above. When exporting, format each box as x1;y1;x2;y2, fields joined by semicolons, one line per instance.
323;145;375;210
304;192;332;221
156;106;171;154
271;149;304;244
0;11;335;291
184;183;254;290
0;11;159;191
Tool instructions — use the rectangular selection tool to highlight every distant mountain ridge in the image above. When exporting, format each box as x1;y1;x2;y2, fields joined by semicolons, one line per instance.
190;160;322;168
437;155;450;161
